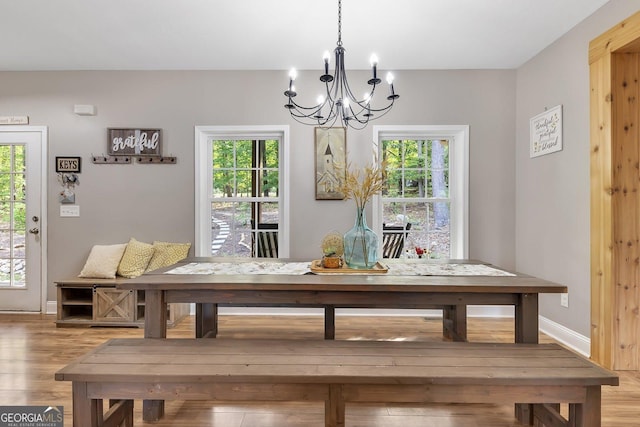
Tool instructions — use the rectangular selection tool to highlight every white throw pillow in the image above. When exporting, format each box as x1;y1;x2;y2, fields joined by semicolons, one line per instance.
78;243;127;279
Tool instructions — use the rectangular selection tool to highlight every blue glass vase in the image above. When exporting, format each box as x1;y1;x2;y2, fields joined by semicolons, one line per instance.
344;206;378;269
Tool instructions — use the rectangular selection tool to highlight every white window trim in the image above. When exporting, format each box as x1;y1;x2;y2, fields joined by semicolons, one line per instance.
372;125;469;258
194;125;290;257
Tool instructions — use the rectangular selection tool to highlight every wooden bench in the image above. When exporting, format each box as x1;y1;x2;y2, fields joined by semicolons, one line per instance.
55;338;618;427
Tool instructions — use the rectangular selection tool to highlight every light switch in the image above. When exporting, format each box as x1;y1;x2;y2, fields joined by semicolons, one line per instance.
60;205;80;217
560;293;569;308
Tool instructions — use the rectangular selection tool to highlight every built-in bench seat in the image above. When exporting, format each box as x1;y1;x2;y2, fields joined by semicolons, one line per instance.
55;338;618;427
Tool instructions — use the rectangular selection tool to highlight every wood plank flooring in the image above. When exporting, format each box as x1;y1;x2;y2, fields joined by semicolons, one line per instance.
0;313;636;426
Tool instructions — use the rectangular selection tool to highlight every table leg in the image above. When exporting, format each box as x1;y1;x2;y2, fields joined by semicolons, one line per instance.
442;305;467;341
143;289;167;339
515;293;539;425
196;303;218;338
325;306;335;340
142;290;166;421
72;382;101;427
515;293;539;344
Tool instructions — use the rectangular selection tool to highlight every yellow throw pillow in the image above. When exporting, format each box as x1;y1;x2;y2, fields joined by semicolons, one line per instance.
117;238;155;278
78;243;127;279
145;241;191;272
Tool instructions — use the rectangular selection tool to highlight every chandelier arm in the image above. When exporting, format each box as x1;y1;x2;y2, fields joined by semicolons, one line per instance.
339;76;381;122
364;103;396;120
341;75;375;111
287;97;341;124
363;98;397;114
325;73;339;105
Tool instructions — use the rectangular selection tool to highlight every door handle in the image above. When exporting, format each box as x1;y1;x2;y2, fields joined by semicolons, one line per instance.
29;228;39;235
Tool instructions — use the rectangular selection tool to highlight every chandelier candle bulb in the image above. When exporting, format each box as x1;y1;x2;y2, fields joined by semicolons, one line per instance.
370;54;379;82
314;95;325;119
285;69;297;98
323;51;330;75
386;72;398;99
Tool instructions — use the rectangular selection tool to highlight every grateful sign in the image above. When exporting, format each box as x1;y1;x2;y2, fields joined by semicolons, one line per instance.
107;128;162;156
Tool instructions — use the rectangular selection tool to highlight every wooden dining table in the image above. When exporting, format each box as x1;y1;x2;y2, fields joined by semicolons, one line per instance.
120;258;566;343
118;258;567;422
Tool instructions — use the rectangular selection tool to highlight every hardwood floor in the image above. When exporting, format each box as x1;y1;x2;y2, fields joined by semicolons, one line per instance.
0;313;636;426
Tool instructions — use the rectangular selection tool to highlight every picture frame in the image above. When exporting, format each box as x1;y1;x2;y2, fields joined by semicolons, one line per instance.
315;127;346;200
530;105;562;158
107;128;162;156
55;156;81;173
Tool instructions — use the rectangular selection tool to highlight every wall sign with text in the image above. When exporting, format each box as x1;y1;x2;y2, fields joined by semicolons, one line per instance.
107;128;162;156
55;156;81;173
530;105;562;158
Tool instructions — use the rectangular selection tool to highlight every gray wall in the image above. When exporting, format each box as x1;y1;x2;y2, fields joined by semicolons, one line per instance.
0;69;516;302
515;0;640;337
1;0;632;338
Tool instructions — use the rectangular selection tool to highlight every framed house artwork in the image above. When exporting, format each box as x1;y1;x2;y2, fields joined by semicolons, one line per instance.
315;127;346;200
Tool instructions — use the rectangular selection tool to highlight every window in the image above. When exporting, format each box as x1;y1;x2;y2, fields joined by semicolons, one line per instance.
0;144;26;287
195;126;290;258
373;126;468;259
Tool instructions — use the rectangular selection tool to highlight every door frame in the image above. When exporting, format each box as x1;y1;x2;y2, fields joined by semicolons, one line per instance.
0;125;48;312
589;11;640;370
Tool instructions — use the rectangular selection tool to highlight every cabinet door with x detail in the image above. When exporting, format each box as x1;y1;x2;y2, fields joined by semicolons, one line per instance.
94;287;135;322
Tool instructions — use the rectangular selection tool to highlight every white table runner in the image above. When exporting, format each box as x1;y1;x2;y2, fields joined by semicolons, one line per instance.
165;262;515;277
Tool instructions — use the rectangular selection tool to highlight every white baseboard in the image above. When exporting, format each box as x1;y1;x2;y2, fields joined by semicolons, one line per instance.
46;300;57;315
46;301;589;356
46;303;515;317
214;305;515;317
539;315;590;357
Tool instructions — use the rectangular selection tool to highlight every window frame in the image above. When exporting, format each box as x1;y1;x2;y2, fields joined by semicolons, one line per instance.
194;126;290;257
372;125;469;259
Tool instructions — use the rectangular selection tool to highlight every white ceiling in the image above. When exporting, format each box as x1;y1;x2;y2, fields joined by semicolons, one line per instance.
0;0;609;71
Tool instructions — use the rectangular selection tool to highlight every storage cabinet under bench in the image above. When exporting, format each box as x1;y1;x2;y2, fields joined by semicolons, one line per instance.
56;279;189;328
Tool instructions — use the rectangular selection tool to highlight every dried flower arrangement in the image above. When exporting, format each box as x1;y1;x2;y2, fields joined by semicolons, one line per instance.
337;158;386;211
336;157;386;268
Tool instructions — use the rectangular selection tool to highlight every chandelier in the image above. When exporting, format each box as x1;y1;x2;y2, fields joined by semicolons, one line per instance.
284;0;399;130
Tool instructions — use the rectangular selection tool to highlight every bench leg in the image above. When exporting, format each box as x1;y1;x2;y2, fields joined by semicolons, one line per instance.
143;400;164;422
515;403;534;425
196;302;218;338
72;382;101;427
104;400;134;427
326;384;345;427
532;403;564;426
570;386;602;427
324;306;335;340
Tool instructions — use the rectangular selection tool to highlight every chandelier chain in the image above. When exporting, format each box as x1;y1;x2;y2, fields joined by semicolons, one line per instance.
337;0;342;46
